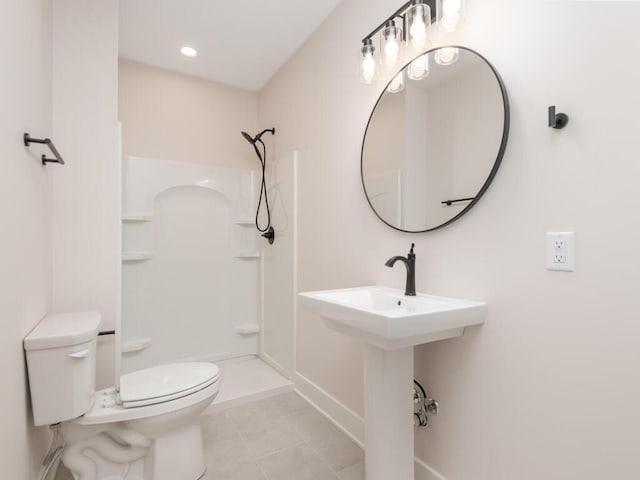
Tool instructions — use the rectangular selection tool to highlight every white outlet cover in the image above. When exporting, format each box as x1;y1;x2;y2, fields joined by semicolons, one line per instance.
546;232;575;271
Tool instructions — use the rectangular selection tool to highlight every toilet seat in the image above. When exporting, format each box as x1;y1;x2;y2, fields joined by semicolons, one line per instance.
120;362;220;408
73;362;220;426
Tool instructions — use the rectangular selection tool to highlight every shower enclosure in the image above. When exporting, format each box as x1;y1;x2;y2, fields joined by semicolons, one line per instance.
121;156;262;374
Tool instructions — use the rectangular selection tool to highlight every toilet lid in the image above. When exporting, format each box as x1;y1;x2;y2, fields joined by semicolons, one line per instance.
119;362;220;408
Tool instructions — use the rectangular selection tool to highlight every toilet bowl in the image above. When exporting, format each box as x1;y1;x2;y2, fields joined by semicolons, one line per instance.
24;311;220;480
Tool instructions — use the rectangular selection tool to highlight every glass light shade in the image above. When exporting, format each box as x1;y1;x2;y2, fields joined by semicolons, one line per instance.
407;1;431;52
387;71;405;93
434;47;459;65
360;40;377;84
381;21;402;70
408;54;429;81
438;0;465;32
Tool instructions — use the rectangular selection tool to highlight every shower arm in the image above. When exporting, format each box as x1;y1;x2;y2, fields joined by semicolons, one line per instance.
254;128;275;142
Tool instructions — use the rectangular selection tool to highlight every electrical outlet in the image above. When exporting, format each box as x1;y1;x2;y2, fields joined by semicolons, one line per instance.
552;238;566;263
546;232;575;271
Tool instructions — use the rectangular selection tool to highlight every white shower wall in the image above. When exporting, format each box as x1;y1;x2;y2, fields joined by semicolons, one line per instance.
121;155;261;374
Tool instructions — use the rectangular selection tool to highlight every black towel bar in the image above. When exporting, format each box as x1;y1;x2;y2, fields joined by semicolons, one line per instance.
24;133;66;165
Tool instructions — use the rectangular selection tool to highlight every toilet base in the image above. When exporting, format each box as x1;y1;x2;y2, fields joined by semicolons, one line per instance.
61;418;207;480
143;421;206;480
62;375;219;480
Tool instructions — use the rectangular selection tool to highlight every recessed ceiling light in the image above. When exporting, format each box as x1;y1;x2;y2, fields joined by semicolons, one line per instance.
180;46;198;57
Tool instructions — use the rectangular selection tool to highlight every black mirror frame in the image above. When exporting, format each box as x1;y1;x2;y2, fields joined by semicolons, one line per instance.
361;45;511;233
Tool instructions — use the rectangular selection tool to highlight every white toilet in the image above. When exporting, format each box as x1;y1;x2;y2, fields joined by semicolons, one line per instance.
24;311;220;480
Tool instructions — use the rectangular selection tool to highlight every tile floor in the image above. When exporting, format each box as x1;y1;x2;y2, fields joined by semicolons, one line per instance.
201;392;365;480
56;391;364;480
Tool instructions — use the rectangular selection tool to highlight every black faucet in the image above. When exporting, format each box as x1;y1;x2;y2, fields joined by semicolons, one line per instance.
385;243;416;296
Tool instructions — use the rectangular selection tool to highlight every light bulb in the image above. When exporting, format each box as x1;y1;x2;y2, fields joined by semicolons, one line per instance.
384;37;399;68
434;47;459;66
361;54;376;84
387;71;405;93
440;14;460;32
439;0;464;32
382;20;402;70
360;39;377;84
408;2;431;52
408;54;429;81
410;18;426;39
180;46;198;57
442;0;461;16
410;22;426;50
410;6;426;37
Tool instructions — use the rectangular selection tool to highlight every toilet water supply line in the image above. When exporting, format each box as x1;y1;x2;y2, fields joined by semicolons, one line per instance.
37;424;63;480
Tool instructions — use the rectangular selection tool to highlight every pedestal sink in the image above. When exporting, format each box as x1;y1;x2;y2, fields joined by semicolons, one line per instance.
298;286;486;480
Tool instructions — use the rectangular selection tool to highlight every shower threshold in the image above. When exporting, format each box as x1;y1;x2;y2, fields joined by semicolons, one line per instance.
204;355;293;413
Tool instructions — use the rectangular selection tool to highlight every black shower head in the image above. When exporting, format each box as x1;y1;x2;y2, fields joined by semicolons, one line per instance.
240;128;275;145
241;131;255;144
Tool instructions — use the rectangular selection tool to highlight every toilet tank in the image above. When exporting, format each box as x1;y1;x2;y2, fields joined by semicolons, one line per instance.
24;311;101;426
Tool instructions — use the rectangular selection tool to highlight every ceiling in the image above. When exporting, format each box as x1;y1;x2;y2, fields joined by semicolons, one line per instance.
119;0;342;92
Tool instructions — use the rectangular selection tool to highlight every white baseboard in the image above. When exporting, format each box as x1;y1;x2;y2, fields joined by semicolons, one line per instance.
294;371;365;447
294;371;447;480
259;351;290;379
415;457;448;480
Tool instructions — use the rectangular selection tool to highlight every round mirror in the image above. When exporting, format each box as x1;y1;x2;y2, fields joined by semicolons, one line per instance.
361;46;509;232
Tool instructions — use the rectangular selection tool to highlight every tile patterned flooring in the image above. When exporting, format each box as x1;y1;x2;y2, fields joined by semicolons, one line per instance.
201;392;365;480
56;391;364;480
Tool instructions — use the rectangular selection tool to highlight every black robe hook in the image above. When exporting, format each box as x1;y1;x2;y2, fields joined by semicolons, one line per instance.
548;106;569;129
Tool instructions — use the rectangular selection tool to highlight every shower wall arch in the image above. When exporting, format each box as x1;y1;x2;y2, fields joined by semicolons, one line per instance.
121;156;261;374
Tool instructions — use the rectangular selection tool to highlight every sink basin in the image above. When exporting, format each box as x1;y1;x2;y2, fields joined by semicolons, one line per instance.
299;286;486;349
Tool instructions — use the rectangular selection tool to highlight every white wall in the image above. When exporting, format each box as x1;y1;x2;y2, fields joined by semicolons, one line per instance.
261;149;298;378
119;59;258;169
259;0;640;478
52;0;120;389
0;0;52;476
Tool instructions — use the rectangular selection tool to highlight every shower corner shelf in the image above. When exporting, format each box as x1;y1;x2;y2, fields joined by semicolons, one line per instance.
122;213;153;223
234;324;260;335
122;338;152;353
234;218;254;226
235;251;260;259
122;252;152;262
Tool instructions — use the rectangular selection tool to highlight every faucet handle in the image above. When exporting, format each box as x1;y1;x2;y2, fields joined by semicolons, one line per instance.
409;243;415;255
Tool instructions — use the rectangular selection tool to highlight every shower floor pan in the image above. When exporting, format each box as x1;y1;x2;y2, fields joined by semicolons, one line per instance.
204;355;293;413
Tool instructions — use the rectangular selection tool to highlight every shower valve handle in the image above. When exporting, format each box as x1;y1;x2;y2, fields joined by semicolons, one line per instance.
261;226;275;245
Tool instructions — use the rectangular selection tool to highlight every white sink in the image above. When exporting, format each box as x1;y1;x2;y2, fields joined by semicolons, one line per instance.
298;286;487;349
298;285;487;480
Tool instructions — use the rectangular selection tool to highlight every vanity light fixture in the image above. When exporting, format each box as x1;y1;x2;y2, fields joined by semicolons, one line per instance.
359;0;465;84
180;46;198;57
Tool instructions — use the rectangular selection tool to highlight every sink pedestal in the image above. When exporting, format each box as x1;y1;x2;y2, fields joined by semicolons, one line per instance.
364;345;414;480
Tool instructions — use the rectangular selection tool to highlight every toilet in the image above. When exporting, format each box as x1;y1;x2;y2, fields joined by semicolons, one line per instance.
24;311;220;480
